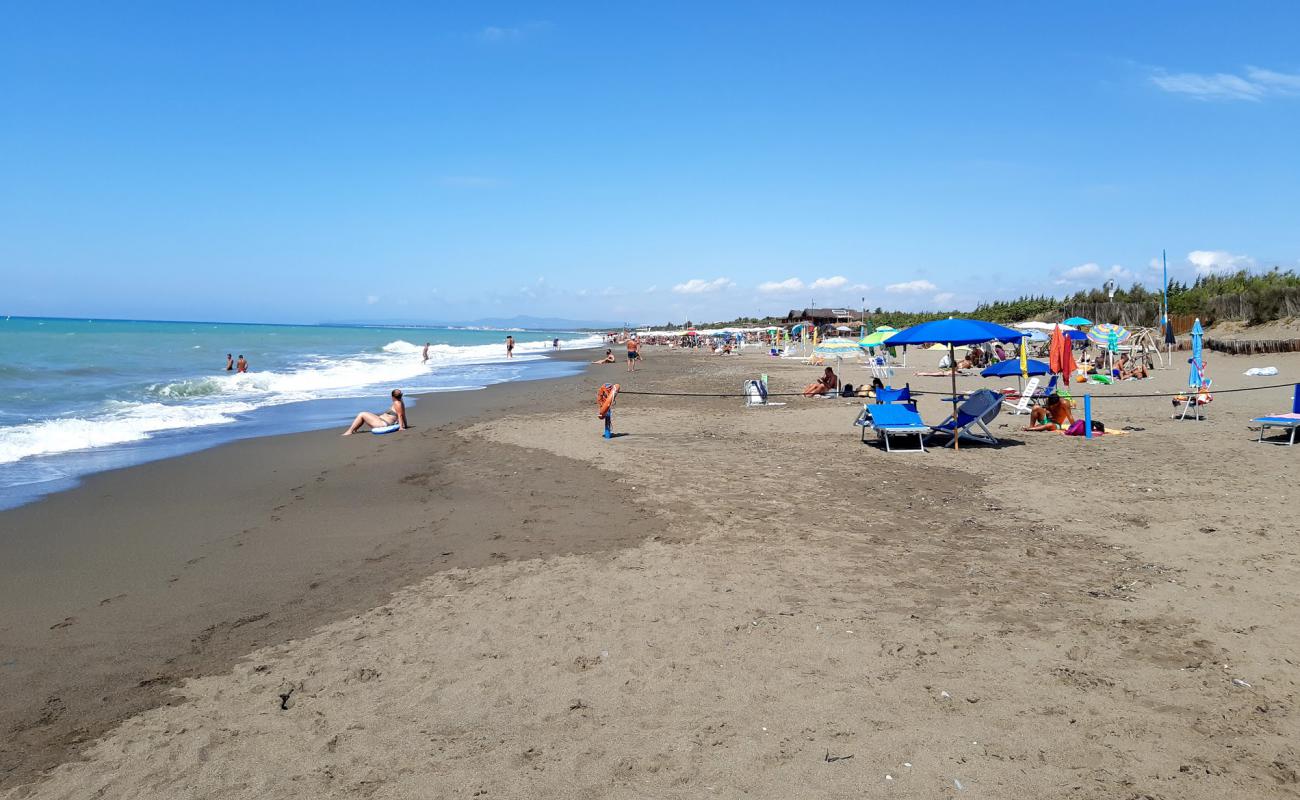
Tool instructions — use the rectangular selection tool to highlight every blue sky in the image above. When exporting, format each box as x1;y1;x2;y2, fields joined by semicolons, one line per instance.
3;2;1298;325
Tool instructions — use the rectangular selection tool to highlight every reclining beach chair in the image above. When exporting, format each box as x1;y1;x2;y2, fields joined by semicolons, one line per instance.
1252;384;1300;446
927;388;1003;448
869;356;894;382
1002;376;1040;415
855;403;931;452
874;383;917;411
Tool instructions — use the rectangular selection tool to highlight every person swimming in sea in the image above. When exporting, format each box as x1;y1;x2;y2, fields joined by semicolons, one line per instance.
342;389;409;436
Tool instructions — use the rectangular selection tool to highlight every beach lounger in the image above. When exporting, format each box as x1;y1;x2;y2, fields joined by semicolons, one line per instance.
1002;376;1040;415
855;403;930;452
1252;384;1300;445
927;388;1003;448
869;356;894;382
874;384;916;411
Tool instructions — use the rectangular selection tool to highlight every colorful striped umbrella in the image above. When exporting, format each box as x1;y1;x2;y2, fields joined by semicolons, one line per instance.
1086;323;1131;348
857;326;898;347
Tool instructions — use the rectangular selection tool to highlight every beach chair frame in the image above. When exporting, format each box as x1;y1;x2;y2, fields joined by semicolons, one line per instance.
855;404;930;452
1002;376;1040;415
928;389;1003;448
1252;384;1300;445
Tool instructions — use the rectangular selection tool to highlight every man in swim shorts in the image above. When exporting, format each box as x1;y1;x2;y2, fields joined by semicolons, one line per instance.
226;353;234;371
342;389;409;435
1023;394;1073;431
236;355;248;373
506;335;514;358
626;335;640;372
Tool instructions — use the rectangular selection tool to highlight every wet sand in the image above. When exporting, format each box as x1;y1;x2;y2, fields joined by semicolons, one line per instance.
5;344;1300;798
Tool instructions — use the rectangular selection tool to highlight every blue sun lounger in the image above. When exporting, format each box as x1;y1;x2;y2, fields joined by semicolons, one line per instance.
927;388;1003;448
1252;384;1300;446
855;403;931;452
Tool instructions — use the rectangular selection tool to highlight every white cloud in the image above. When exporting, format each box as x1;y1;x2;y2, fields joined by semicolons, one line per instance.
809;275;849;291
933;292;956;305
850;283;871;292
1055;262;1135;286
476;21;551;43
1188;250;1255;276
645;285;657;294
366;295;380;305
672;277;734;294
1061;262;1102;281
885;279;938;294
1151;65;1300;102
757;277;805;293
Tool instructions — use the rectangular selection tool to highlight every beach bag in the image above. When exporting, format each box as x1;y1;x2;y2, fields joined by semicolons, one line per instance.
1064;420;1104;436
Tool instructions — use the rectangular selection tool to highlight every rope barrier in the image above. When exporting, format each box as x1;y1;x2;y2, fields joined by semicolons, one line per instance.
616;379;1298;401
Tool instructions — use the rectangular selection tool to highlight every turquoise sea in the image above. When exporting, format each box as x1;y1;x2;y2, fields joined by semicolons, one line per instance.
0;317;600;509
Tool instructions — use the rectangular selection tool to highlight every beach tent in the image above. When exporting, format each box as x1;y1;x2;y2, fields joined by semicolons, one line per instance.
886;319;1026;450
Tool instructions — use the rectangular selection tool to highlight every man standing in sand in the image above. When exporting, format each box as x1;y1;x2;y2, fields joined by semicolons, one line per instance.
422;342;430;363
626;335;640;372
236;354;248;373
506;335;514;358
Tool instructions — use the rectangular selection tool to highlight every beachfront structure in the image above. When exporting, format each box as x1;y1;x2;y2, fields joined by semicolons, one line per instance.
784;308;859;331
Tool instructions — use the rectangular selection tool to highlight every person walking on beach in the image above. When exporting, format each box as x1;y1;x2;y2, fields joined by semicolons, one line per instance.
422;342;430;363
506;335;514;358
342;389;409;435
225;353;234;371
236;355;248;373
626;335;640;372
552;337;560;348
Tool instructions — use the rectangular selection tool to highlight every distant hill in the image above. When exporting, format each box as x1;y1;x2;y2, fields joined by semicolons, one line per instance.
458;315;632;331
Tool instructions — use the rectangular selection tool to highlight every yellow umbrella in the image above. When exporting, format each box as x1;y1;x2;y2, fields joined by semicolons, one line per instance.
1019;337;1028;378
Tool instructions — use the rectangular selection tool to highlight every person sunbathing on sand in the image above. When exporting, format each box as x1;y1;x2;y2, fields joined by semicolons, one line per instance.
1023;394;1073;432
592;349;616;364
803;367;838;397
342;389;408;435
1117;354;1149;380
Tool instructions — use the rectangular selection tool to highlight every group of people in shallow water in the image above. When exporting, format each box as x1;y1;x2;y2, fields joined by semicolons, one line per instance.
224;354;248;372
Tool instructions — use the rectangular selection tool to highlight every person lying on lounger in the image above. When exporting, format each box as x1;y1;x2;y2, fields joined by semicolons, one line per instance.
803;367;839;397
1023;394;1073;432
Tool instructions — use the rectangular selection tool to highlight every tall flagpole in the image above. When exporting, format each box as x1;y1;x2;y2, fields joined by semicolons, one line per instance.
1162;248;1170;365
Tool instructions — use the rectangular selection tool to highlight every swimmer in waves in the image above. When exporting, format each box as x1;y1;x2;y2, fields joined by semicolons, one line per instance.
342;389;409;435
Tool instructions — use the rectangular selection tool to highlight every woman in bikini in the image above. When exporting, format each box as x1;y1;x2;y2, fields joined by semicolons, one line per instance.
342;389;409;435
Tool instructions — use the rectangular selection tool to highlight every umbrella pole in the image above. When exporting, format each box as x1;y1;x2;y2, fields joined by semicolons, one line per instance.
950;343;959;451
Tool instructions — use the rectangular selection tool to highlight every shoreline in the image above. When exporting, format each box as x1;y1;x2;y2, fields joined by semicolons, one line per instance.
0;345;601;511
1;345;627;788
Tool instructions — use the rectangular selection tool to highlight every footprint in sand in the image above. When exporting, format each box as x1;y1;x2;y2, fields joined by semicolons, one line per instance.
50;617;76;629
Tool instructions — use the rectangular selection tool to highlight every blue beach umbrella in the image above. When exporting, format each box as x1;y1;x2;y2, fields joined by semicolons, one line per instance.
888;319;1026;449
981;358;1049;378
1063;316;1092;326
1189;318;1205;388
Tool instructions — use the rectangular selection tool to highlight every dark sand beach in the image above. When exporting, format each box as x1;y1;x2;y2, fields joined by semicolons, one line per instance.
0;349;671;788
4;345;1300;798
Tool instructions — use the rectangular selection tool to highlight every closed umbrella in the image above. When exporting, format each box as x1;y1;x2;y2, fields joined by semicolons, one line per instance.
886;319;1026;450
1049;325;1077;387
1189;318;1205;389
